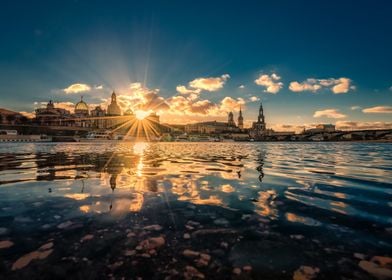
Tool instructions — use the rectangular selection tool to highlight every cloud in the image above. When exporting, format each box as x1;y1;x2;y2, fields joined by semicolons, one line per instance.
95;85;104;90
289;80;321;93
336;121;392;130
249;96;260;102
188;74;230;92
313;109;346;119
351;106;361;110
19;111;35;118
362;106;392;113
254;73;283;94
176;85;201;95
63;83;91;94
238;85;245;89
289;77;353;94
219;97;245;112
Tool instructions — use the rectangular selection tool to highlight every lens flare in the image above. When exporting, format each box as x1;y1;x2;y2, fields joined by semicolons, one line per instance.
135;110;150;120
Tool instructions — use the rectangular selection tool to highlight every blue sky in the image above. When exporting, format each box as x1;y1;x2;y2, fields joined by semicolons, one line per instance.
0;0;391;130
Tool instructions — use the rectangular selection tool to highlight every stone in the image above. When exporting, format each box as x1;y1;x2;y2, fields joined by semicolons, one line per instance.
214;218;229;226
57;221;73;229
127;232;136;238
183;233;191;239
243;265;252;272
183;249;200;258
371;256;392;267
139;236;165;250
184;266;205;279
143;224;163;231
39;242;54;250
359;260;392;280
233;267;242;275
354;253;366;260
0;240;14;249
80;234;94;242
293;266;320;280
290;234;304;240
124;250;136;256
12;249;53;270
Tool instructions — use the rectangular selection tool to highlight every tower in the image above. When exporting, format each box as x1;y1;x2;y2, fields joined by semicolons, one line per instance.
257;102;265;126
250;101;267;139
228;112;235;127
238;106;244;129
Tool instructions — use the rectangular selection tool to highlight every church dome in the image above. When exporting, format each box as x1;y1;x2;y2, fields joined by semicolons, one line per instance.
75;97;89;114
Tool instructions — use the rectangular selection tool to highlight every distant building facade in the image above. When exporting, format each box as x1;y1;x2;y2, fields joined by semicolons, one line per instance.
250;102;267;139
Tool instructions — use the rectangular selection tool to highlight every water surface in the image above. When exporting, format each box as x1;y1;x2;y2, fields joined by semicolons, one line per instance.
0;142;391;279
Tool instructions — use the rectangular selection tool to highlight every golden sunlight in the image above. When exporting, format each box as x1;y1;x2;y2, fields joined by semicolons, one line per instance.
135;110;150;120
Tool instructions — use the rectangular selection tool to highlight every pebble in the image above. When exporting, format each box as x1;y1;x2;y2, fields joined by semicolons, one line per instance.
138;236;165;250
143;224;163;231
80;234;94;242
183;233;191;239
0;240;14;249
243;265;252;272
12;249;53;270
184;266;205;279
124;250;136;256
127;232;136;238
293;266;320;280
354;253;366;260
290;234;304;240
233;267;242;275
57;221;73;229
39;242;54;250
214;218;229;226
359;259;392;280
183;249;200;258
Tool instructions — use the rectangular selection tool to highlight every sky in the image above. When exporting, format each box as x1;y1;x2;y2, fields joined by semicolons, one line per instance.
0;0;391;131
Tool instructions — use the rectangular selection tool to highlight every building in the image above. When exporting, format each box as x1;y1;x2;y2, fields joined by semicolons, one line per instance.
107;91;122;116
228;112;236;127
250;102;267;139
0;108;28;125
237;106;244;130
90;105;106;129
35;100;71;126
305;124;336;134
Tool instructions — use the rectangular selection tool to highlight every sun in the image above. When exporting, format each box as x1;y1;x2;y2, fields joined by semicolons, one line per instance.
135;110;150;120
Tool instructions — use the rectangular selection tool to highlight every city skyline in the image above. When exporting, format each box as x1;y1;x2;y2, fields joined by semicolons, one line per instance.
1;0;392;132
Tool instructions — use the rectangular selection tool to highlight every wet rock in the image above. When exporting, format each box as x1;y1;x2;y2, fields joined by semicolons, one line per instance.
143;224;163;231
371;256;392;267
359;260;392;279
354;253;366;260
0;240;14;249
243;265;252;272
184;266;205;279
0;227;9;236
57;221;73;229
39;242;54;250
12;249;53;270
290;234;304;240
80;234;94;242
183;249;200;258
187;220;200;227
293;266;320;280
214;218;229;226
185;225;195;231
220;241;229;249
183;233;191;239
138;236;165;251
127;232;136;238
233;267;242;275
124;249;136;256
108;261;123;270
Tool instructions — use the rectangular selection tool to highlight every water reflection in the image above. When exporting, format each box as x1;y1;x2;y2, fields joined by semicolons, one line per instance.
0;143;391;230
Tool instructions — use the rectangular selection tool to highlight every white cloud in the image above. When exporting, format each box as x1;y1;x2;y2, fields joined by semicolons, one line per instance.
313;109;346;119
254;73;283;94
63;83;91;94
95;85;104;90
176;85;201;95
362;106;392;114
289;77;353;94
249;96;260;102
351;106;361;110
239;85;245;89
188;74;230;92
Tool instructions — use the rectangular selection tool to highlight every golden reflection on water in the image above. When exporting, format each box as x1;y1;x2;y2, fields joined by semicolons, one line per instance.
1;142;391;225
